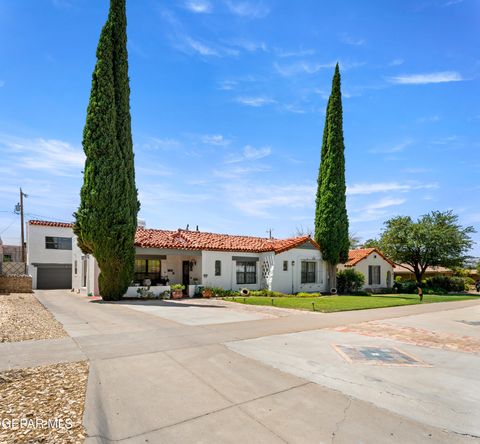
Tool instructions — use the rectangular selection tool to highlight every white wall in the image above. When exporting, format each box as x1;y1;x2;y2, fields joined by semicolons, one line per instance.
272;247;327;294
27;224;74;289
201;247;327;294
339;252;394;289
72;235;100;296
201;250;262;291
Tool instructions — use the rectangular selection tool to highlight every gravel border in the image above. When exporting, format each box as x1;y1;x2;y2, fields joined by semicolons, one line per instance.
0;361;88;443
0;294;67;343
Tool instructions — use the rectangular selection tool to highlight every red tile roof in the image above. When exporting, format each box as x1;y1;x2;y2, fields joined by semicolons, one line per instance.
27;220;320;254
135;228;319;254
28;220;74;228
345;248;395;267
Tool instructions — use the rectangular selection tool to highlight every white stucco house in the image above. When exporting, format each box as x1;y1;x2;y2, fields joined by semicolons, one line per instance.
339;248;394;291
27;220;328;296
27;220;74;289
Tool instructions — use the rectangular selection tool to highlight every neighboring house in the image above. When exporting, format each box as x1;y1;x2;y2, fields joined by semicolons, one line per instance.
393;264;454;281
339;248;394;290
26;220;74;289
73;226;328;296
2;244;22;262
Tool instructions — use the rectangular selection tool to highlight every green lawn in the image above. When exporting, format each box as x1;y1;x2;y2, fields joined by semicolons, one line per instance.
223;293;479;313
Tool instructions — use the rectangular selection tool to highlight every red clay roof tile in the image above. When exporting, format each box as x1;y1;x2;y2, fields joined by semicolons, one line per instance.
345;248;395;266
135;229;318;254
28;220;74;228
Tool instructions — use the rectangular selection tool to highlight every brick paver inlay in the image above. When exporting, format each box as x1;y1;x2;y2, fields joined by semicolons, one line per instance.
334;321;480;354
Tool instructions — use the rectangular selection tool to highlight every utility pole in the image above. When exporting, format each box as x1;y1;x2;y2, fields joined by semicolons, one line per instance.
15;188;28;268
266;228;274;239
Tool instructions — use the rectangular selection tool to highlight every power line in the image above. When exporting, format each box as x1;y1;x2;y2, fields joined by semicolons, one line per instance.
0;219;17;235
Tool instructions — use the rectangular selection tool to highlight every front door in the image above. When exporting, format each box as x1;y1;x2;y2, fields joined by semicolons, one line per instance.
182;261;190;294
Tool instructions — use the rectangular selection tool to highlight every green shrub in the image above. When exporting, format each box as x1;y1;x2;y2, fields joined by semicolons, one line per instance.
210;287;239;297
295;292;323;297
349;290;371;296
248;290;290;297
393;279;418;294
337;269;365;294
425;276;465;292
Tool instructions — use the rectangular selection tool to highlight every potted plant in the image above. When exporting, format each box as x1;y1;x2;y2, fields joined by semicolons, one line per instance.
202;287;213;298
170;284;185;299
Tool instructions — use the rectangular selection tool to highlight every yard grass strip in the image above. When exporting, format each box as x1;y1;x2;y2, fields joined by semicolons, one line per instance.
223;294;479;313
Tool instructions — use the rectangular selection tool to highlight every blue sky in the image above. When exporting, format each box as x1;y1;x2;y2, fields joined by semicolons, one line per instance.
0;0;479;255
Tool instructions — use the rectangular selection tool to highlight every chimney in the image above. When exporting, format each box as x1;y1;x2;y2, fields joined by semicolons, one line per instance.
196;225;199;232
186;224;189;231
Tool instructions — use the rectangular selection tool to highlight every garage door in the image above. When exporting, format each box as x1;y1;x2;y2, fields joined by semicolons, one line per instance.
37;264;72;289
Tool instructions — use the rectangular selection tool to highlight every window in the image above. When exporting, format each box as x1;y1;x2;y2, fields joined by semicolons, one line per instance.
3;254;12;262
368;265;381;285
236;261;257;284
74;260;78;275
283;260;288;271
45;236;72;250
134;259;162;285
215;260;221;276
301;261;316;284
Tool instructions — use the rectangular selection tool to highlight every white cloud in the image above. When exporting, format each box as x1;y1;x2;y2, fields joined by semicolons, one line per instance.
218;80;237;90
214;165;270;179
282;104;307;114
431;135;459;145
235;96;274;107
389;58;404;66
243;144;271;160
402;167;432;174
183;0;212;13
369;139;413;154
349;197;406;223
274;60;364;77
224;1;270;18
225;144;272;163
230;39;268;52
1;135;84;176
365;197;406;210
417;115;440;123
136;165;173;177
142;137;181;151
276;48;315;58
185;37;218;56
347;182;438;195
388;71;464;85
444;0;464;6
225;183;315;216
200;134;231;146
342;34;366;46
161;9;238;58
274;61;336;76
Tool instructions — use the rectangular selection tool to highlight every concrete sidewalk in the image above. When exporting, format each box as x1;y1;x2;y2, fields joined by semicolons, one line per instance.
30;290;480;443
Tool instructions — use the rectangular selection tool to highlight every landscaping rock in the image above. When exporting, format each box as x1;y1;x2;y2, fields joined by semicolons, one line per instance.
0;361;88;443
0;294;67;342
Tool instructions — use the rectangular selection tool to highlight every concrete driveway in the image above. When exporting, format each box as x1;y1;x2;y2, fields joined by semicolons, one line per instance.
16;290;480;443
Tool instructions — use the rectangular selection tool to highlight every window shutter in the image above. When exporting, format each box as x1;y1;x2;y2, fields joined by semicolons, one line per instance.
368;266;373;285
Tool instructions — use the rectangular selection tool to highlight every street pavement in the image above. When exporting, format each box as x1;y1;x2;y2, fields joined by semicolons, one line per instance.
8;290;479;443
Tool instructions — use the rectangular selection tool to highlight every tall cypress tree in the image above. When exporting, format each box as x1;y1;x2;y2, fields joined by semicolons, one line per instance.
74;0;139;301
314;64;349;291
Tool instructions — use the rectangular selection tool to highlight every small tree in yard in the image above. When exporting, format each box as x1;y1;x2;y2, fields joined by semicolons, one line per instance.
314;64;349;291
379;210;475;300
74;0;139;301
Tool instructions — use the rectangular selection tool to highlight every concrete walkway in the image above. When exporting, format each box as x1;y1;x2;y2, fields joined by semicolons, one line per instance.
19;291;480;443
